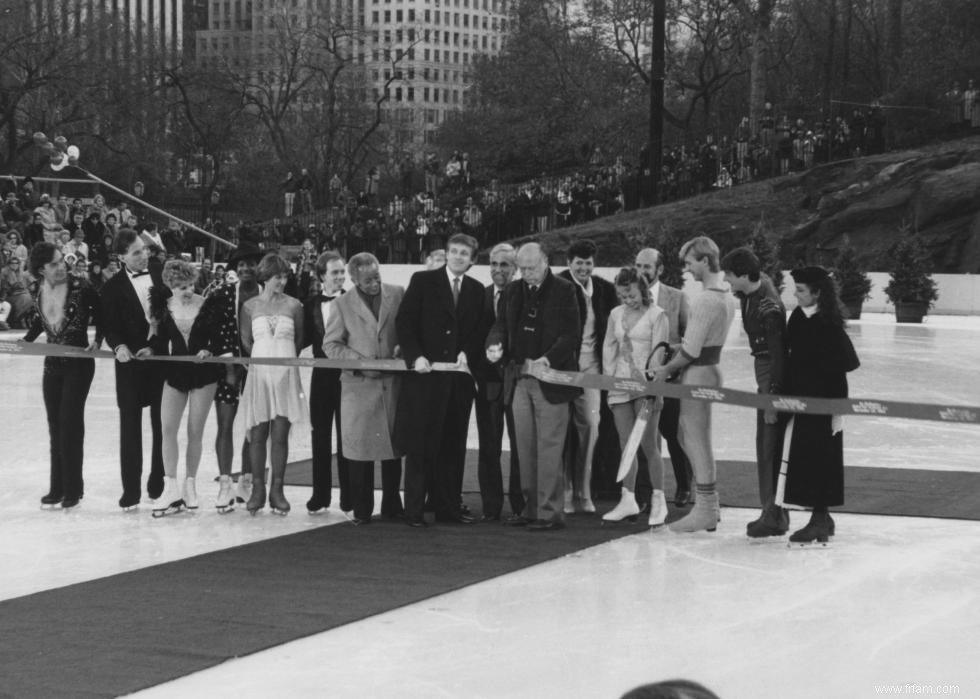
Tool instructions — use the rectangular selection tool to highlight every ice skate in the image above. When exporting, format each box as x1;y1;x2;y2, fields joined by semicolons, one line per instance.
669;492;719;533
235;473;253;505
648;490;668;527
152;477;185;518
269;478;290;516
60;496;81;511
746;505;789;538
788;511;832;547
246;477;266;515
40;492;62;510
602;488;640;523
182;476;199;511
215;475;235;514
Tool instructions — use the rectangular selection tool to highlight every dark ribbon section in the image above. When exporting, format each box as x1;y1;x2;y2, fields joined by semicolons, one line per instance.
0;340;466;374
522;361;980;425
2;340;976;424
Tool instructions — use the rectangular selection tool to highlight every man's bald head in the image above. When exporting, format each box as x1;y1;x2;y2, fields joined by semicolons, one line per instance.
635;247;663;285
516;242;549;286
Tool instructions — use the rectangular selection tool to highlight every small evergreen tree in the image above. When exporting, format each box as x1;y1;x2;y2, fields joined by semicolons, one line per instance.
747;215;784;291
833;235;873;305
884;225;939;307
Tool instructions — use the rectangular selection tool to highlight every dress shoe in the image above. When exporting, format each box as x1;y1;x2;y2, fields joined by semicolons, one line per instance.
746;505;790;538
673;489;691;507
404;517;428;528
480;514;501;522
527;519;566;532
381;500;405;520
435;512;475;524
503;515;529;526
40;492;63;509
350;516;372;526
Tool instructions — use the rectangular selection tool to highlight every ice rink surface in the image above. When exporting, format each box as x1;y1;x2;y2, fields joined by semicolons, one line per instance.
1;312;979;698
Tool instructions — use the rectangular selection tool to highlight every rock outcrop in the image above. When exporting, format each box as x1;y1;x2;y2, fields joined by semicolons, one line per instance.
527;136;980;273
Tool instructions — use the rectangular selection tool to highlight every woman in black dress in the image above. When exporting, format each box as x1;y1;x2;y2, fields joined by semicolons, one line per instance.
22;242;102;510
150;259;235;517
783;266;860;543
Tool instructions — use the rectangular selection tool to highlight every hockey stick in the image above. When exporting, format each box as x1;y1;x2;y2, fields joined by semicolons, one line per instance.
773;416;794;508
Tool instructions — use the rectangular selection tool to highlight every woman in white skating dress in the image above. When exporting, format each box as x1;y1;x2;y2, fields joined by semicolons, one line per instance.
240;253;306;515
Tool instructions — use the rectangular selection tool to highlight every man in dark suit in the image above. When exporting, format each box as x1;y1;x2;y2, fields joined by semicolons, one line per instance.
558;239;618;514
635;247;693;507
486;243;582;531
395;232;485;526
302;251;351;514
472;243;523;522
100;228;167;510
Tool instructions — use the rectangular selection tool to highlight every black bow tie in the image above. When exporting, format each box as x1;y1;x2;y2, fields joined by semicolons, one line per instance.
129;270;150;278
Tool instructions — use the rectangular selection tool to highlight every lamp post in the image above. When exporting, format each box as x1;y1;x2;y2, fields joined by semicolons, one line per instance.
648;0;666;207
31;132;236;249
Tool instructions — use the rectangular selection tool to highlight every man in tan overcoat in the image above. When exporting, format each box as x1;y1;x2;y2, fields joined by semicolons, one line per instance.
323;252;405;524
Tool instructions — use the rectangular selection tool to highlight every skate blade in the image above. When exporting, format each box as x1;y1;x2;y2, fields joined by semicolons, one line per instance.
152;502;186;518
787;540;831;548
120;504;140;513
216;504;235;514
40;504;61;510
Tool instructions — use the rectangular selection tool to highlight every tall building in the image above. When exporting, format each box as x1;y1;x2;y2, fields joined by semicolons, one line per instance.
194;0;513;149
366;0;512;145
27;0;193;65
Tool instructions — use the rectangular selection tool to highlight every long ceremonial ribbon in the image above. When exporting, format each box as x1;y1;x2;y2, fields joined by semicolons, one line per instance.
522;362;980;425
0;340;467;374
2;340;977;424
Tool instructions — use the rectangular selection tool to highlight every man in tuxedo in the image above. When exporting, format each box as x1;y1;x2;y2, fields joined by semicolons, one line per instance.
486;243;582;531
558;239;618;514
100;228;166;510
395;233;484;526
473;243;523;522
635;247;693;507
302;251;351;514
204;240;264;509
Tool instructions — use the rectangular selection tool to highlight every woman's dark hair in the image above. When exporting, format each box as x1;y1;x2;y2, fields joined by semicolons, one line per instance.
811;274;847;327
29;241;60;278
614;266;651;306
256;253;291;283
620;679;721;699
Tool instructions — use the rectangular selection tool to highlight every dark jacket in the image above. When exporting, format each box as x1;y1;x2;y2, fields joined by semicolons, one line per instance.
486;269;582;404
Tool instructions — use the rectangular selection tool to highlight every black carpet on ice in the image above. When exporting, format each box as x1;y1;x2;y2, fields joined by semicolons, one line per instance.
0;495;638;699
284;451;980;522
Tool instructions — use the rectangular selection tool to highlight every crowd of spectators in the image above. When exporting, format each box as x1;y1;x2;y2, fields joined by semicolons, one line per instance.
2;93;958;328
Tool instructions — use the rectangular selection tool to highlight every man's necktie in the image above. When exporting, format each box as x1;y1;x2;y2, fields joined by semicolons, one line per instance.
494;289;501;318
452;276;460;307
